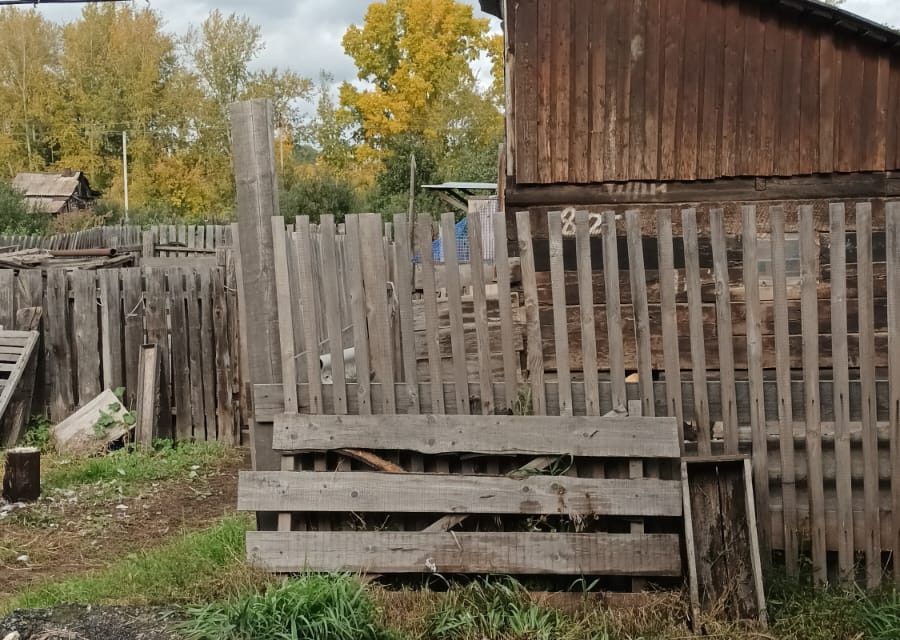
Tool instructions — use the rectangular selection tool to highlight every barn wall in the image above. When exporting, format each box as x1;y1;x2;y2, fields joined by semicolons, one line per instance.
507;0;900;185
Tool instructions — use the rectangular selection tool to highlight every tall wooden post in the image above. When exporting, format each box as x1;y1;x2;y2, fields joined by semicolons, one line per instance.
230;99;282;473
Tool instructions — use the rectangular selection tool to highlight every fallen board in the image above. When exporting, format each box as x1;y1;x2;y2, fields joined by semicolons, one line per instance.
0;329;40;446
247;531;683;575
51;389;133;457
272;413;681;458
238;471;684;517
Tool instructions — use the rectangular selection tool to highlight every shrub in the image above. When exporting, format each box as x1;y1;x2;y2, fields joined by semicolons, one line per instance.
279;172;357;224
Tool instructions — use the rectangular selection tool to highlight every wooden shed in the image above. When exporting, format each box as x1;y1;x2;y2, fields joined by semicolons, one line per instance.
481;0;900;208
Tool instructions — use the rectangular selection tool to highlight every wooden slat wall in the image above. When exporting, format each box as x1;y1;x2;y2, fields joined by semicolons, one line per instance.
0;225;232;256
0;266;240;444
254;201;900;585
508;0;900;184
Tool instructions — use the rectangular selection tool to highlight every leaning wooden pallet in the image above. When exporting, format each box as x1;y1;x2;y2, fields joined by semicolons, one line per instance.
0;328;41;447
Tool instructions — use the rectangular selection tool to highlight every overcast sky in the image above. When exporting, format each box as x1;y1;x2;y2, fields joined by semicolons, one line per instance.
33;0;900;86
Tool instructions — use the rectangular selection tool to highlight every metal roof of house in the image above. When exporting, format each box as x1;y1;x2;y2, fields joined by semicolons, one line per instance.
12;172;85;199
479;0;900;48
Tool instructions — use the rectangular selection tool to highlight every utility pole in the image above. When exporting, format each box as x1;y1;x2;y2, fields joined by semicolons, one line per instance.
122;130;129;221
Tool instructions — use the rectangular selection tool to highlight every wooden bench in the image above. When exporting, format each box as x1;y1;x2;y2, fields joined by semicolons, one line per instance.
239;413;684;579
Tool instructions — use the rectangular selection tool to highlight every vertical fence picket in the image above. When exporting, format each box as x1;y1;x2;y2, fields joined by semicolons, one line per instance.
121;268;144;409
295;219;323;415
625;210;654;420
829;203;854;580
857;202;881;588
0;271;13;330
709;208;739;453
168;269;191;440
72;270;101;406
682;208;711;455
415;219;444;415
887;201;900;586
493;212;518;413
548;211;573;416
771;205;799;576
656;210;684;445
575;211;599;417
199;269;218;438
320;216;348;416
441;213;469;415
272;218;298;415
468;210;494;416
518;211;545;416
45;269;74;420
393;214;419;416
742;205;770;561
800;204;828;583
602;211;627;415
99;270;124;392
361;214;396;414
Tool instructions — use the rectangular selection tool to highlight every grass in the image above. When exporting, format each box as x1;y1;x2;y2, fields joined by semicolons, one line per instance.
1;515;266;615
183;574;398;640
40;440;239;494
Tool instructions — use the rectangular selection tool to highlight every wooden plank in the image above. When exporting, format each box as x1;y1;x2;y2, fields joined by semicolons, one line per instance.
682;208;711;454
440;213;469;414
602;0;620;180
603;211;626;413
742;205;770;559
517;211;545;415
345;216;373;416
0;271;12;330
230;100;283;473
589;0;608;180
45;269;74;420
575;211;599;416
536;0;552;183
658;0;685;180
135;344;162;448
71;270;101;406
710;208;738;453
770;205;798;576
361;214;396;414
0;326;39;447
415;217;443;415
212;267;236;445
493;212;518;411
829;203;854;580
247;531;683;576
99;270;124;393
719;0;744;175
570;0;591;181
800;204;827;583
294;219;323;415
514;0;538;182
888;201;900;585
798;25;820;174
121;269;144;409
698;0;724;178
467;210;494;414
548;211;572;416
656;210;683;440
551;0;571;183
271;218;298;414
674;0;704;179
857;202;881;588
320;216;348;414
168;269;192;440
186;269;207;439
393;214;419;415
776;18;802;176
626;211;654;418
273;413;681;459
642;0;661;177
239;471;683;517
199;269;218;439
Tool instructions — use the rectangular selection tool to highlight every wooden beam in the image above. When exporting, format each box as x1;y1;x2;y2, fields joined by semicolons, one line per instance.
246;531;683;575
237;471;683;517
230;99;282;473
272;413;681;458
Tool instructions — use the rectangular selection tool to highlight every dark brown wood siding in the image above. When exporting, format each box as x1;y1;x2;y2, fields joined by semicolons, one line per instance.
508;0;900;184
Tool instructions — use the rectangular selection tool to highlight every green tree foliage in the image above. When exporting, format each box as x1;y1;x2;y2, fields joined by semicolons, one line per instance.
0;181;49;234
279;172;357;225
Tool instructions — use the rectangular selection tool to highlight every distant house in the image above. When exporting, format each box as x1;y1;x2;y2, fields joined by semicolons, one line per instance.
12;170;98;215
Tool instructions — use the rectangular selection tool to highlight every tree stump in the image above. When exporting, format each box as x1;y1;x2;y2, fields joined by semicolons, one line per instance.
2;447;41;503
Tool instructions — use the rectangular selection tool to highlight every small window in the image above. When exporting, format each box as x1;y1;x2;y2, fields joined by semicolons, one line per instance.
756;234;801;287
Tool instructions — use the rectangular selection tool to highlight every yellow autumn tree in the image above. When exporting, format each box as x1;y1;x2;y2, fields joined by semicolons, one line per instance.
340;0;503;165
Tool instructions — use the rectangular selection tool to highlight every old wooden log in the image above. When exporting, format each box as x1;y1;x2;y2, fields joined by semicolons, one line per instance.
2;447;40;503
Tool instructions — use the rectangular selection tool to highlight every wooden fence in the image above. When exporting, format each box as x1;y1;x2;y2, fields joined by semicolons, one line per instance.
0;224;233;254
250;202;900;586
0;263;241;444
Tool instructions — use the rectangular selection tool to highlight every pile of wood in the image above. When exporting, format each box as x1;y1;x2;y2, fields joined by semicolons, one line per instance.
0;248;136;270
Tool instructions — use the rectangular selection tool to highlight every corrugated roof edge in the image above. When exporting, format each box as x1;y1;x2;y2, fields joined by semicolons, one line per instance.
478;0;900;48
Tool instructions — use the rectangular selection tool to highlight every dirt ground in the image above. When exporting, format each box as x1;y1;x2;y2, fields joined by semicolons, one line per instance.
0;451;247;602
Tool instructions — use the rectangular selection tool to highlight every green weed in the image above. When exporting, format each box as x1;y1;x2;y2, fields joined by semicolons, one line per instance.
42;440;238;493
22;414;53;451
2;516;261;614
182;574;398;640
425;579;575;640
